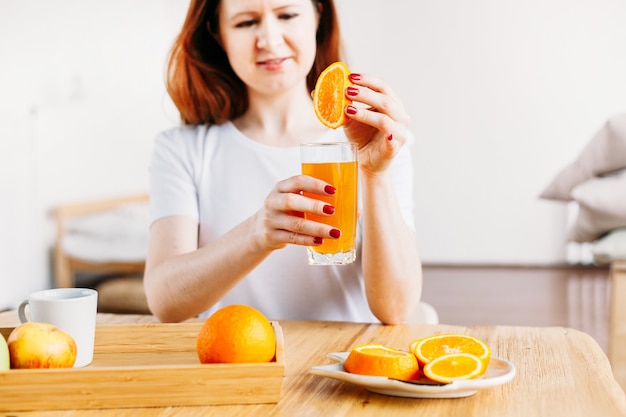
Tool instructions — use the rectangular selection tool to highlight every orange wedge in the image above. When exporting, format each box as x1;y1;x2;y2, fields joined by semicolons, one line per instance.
410;334;491;371
313;61;353;129
422;353;485;383
343;344;420;381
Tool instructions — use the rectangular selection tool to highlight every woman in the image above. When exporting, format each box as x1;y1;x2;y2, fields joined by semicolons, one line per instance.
144;0;422;324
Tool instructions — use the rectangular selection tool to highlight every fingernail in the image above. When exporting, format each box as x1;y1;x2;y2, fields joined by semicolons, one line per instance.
330;229;341;239
324;185;336;194
349;73;361;82
347;86;358;97
313;237;323;245
387;134;393;141
346;105;358;115
323;205;335;215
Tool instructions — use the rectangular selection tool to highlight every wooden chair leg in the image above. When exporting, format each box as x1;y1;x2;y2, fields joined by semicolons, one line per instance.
609;260;626;393
53;246;74;288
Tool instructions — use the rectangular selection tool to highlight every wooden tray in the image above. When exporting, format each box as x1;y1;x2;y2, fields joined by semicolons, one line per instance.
0;321;284;412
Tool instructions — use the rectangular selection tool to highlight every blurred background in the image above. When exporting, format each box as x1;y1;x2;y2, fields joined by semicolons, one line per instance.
1;0;625;314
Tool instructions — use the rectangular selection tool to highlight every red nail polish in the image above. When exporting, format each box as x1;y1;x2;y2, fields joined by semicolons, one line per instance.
324;185;336;194
313;237;323;245
323;205;335;215
347;86;358;97
346;105;357;115
349;73;361;82
329;229;341;239
387;134;393;141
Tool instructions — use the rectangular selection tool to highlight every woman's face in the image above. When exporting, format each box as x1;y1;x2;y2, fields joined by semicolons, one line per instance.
217;0;319;97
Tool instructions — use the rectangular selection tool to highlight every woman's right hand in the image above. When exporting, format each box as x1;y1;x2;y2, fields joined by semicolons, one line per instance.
255;174;339;251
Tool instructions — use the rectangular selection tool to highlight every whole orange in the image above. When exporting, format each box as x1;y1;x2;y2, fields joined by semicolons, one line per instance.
196;304;276;364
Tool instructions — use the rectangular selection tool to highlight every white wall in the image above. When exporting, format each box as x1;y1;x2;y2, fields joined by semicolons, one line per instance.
0;0;186;309
337;0;626;264
1;1;625;308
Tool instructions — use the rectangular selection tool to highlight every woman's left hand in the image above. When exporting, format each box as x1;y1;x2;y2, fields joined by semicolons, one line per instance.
342;72;410;176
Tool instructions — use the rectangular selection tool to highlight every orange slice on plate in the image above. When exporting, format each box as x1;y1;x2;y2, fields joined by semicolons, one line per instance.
422;353;485;383
313;61;353;129
343;344;420;381
410;334;491;371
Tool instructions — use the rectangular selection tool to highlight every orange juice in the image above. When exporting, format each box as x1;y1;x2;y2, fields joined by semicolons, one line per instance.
302;160;358;259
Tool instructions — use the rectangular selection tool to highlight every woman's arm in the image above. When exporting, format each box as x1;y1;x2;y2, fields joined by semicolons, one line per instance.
360;170;422;324
143;214;272;323
144;175;340;323
343;72;423;324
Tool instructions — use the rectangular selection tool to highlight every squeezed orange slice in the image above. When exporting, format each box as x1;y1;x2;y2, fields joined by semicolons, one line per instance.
313;61;353;129
343;344;420;381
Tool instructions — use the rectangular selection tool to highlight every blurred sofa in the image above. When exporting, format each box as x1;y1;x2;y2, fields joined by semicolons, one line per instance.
53;194;150;314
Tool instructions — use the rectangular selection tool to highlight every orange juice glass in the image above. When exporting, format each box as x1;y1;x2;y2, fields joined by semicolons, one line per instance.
301;142;358;265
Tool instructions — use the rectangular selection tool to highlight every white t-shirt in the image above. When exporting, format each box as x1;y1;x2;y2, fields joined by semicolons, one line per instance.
149;121;415;322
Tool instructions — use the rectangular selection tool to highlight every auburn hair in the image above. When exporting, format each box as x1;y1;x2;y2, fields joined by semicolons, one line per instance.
166;0;344;126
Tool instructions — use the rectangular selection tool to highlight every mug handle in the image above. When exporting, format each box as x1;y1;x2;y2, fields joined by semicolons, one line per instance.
17;300;30;323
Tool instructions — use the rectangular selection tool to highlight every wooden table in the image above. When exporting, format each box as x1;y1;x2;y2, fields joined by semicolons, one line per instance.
610;260;626;392
1;311;624;416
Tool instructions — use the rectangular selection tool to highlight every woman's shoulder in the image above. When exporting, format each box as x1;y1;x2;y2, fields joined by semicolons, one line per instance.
155;123;223;141
153;123;235;149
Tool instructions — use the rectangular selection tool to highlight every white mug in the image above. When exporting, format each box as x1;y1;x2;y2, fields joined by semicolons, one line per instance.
18;288;98;367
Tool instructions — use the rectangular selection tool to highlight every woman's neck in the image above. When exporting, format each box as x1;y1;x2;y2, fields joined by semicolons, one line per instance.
233;86;327;147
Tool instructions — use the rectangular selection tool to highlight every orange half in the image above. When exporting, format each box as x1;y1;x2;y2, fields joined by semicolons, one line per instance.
343;344;420;381
313;61;353;129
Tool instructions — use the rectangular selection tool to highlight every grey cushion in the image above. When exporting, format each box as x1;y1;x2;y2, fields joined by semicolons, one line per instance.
567;170;626;242
540;113;626;201
95;276;150;314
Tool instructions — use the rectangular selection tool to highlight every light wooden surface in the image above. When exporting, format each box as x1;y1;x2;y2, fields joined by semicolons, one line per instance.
0;311;624;417
610;260;626;393
0;322;284;411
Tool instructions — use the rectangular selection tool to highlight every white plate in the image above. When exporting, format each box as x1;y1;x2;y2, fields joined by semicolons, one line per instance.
309;352;516;399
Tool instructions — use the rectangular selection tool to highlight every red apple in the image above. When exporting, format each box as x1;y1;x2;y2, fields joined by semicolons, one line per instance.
7;322;77;369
